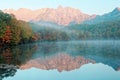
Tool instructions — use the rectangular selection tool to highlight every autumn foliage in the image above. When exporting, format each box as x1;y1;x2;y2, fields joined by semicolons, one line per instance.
2;26;11;43
0;11;34;46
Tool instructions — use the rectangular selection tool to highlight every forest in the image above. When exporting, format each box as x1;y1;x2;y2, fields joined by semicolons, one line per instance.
67;20;120;40
0;11;37;47
30;20;120;41
0;10;120;47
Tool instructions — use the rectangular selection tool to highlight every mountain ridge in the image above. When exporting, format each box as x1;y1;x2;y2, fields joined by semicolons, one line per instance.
3;6;95;25
3;6;120;25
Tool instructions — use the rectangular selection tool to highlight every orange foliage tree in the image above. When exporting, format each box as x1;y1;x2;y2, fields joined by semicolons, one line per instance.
2;26;12;44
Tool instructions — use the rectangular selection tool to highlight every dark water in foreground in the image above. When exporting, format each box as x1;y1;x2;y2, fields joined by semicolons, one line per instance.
0;40;120;80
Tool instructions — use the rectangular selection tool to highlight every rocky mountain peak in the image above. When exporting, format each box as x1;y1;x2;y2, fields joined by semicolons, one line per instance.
3;7;91;25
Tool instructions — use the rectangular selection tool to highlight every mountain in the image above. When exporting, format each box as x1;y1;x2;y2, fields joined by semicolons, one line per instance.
84;7;120;24
4;6;95;25
4;7;120;25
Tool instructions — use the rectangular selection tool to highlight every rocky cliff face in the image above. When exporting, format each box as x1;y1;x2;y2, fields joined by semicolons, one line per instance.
4;6;95;25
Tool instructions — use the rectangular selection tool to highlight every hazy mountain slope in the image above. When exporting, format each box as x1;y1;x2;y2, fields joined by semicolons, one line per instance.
84;7;120;24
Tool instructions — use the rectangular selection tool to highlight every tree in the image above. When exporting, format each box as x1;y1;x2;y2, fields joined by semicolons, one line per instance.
2;26;11;44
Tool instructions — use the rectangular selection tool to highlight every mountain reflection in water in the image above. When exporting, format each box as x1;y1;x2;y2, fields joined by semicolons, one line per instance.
20;53;95;72
0;41;120;80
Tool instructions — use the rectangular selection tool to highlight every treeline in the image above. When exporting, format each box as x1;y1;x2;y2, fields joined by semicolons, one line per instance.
30;20;120;41
67;20;120;40
36;27;70;41
29;23;70;41
0;11;36;47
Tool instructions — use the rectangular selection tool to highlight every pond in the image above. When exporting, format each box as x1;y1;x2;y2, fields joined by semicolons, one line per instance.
0;40;120;80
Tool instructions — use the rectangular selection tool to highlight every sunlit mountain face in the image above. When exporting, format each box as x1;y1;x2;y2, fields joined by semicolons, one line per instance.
3;6;95;25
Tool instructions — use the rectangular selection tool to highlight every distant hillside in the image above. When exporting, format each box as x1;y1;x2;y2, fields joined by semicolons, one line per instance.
67;20;120;40
28;19;120;41
84;7;120;24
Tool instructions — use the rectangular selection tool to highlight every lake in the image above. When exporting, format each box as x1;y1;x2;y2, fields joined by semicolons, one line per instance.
0;40;120;80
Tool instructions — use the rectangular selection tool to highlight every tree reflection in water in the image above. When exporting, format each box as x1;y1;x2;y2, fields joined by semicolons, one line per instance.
0;64;17;80
0;44;37;80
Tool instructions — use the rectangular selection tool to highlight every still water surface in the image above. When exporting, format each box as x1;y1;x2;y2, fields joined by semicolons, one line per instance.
0;40;120;80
